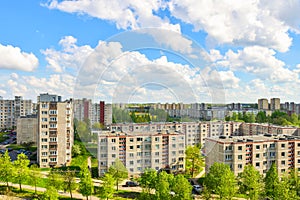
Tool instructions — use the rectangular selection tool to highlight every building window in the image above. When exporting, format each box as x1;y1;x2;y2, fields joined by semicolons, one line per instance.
41;111;48;115
137;145;141;149
50;151;57;155
49;124;57;128
256;145;260;150
226;146;233;151
256;162;260;167
50;117;57;122
130;146;134;150
238;164;242;169
41;152;47;156
129;161;134;165
50;158;57;162
41;138;47;142
238;146;242;151
238;155;242;160
270;152;275;157
129;153;134;157
111;139;116;143
130;138;134;142
270;144;275;148
172;144;176;148
112;154;116;158
256;154;260;159
41;145;48;149
263;144;267;148
225;155;233;160
137;137;143;141
281;160;285;165
49;137;56;142
281;143;285;148
155;144;159;149
281;169;285;173
155;152;159;156
281;152;285;157
41;159;47;163
112;146;116;151
41;125;48;128
155;137;160;142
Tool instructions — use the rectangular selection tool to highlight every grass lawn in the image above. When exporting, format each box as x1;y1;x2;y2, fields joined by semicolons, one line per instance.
0;185;82;200
6;143;37;152
0;132;9;143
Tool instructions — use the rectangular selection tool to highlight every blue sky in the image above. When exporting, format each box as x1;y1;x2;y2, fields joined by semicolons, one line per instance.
0;0;300;104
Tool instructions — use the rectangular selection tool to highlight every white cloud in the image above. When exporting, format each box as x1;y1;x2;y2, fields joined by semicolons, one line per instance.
0;44;39;71
42;36;93;73
213;46;298;83
168;0;294;52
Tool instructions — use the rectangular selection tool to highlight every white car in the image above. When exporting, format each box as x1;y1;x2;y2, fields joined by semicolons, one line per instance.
192;185;202;193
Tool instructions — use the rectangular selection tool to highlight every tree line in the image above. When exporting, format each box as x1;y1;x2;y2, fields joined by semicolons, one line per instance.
225;110;300;126
204;162;300;200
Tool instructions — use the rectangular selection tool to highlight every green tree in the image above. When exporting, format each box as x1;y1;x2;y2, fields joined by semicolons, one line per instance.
238;165;263;200
291;113;299;125
107;159;128;191
99;173;115;200
138;168;157;198
264;163;279;199
172;174;192;200
79;164;94;200
205;162;237;199
63;170;77;199
28;164;41;194
185;145;202;178
42;186;59;200
256;111;267;123
274;175;297;200
48;171;63;191
155;171;172;200
72;143;82;157
13;153;30;191
0;150;14;190
92;122;104;130
288;168;300;196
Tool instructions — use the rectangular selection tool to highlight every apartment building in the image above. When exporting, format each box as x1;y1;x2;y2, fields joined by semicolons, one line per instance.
73;99;112;126
258;98;269;110
37;94;73;168
98;131;185;176
270;98;280;111
109;121;242;147
17;114;38;144
0;96;33;129
241;123;299;136
205;134;300;176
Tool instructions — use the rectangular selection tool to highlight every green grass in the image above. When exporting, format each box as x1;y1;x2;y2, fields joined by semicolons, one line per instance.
0;185;82;200
6;143;37;152
0;132;9;143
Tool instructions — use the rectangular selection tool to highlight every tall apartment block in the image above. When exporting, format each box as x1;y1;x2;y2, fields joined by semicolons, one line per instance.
37;94;73;168
205;134;300;176
0;96;33;129
270;98;280;111
98;131;185;176
258;98;269;110
73;99;112;126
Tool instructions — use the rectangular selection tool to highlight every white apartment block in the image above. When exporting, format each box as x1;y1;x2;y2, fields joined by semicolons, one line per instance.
109;121;242;147
17;115;38;145
205;134;300;176
37;97;73;168
98;131;185;177
0;96;33;129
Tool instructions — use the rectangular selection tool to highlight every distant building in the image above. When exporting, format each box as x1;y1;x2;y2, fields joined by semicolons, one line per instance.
258;98;269;110
205;134;300;176
17;115;38;145
270;98;280;111
37;94;73;168
73;99;112;126
0;96;33;129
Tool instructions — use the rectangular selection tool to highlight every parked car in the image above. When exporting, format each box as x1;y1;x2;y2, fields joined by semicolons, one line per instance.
124;181;139;187
192;185;202;194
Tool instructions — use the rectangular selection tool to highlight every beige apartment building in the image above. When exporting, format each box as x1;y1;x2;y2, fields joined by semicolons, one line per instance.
270;98;280;111
241;123;299;136
258;98;269;110
37;95;73;168
98;131;185;176
205;134;300;176
17;115;38;144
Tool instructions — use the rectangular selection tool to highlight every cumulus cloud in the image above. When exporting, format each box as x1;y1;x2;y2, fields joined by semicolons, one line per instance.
168;0;294;52
0;43;39;71
42;36;93;73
